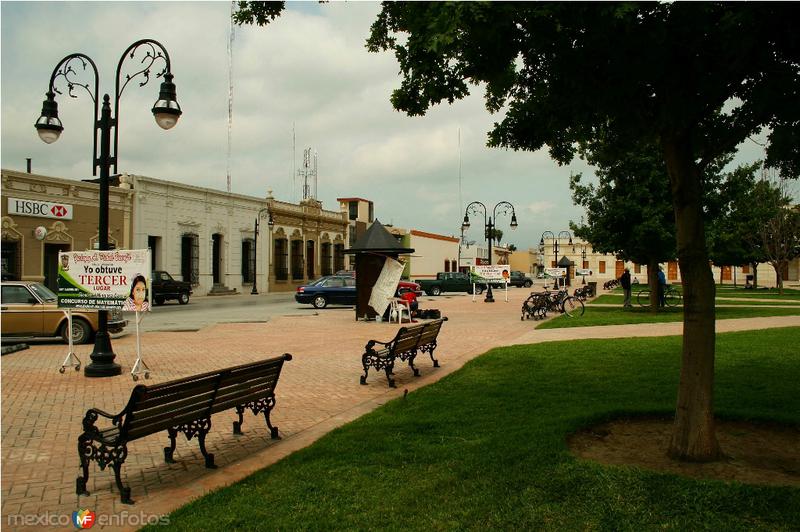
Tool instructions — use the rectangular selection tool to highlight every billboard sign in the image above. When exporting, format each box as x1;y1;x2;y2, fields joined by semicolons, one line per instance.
57;249;151;311
544;267;566;278
472;264;511;283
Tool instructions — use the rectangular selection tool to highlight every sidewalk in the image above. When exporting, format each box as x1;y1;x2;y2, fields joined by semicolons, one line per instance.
1;290;798;531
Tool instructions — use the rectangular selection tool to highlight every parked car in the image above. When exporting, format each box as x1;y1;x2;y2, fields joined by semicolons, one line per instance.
491;270;533;288
335;270;423;296
151;270;192;305
1;281;127;344
415;272;486;296
295;275;357;309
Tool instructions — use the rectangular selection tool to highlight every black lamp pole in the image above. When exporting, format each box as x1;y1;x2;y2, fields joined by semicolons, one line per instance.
462;201;518;303
580;244;588;285
251;207;274;295
540;230;572;289
36;40;181;378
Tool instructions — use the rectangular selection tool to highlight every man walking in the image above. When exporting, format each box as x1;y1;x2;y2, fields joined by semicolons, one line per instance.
620;267;632;308
657;266;667;308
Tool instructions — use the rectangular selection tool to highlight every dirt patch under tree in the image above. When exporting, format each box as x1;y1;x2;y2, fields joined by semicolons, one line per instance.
569;417;800;487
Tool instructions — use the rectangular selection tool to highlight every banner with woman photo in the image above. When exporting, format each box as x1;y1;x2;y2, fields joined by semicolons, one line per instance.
57;249;151;311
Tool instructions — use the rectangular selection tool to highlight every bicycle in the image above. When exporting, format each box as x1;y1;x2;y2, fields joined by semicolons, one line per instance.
521;288;585;320
636;285;682;308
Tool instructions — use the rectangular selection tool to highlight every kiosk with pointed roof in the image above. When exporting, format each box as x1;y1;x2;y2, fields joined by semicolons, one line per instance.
344;220;414;320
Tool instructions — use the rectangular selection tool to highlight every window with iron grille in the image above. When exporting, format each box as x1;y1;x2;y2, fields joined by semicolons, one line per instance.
181;233;200;286
321;243;332;276
334;243;345;272
274;238;288;280
241;238;255;283
291;240;304;280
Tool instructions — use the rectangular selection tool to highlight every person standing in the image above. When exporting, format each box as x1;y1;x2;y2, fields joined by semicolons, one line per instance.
620;267;632;308
657;266;667;308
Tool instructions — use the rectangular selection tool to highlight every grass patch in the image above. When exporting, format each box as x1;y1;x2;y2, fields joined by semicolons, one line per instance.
592;294;800;306
537;305;800;329
148;328;800;531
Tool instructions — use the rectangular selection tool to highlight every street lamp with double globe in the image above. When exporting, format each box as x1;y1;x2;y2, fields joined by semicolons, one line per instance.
35;39;182;377
540;230;572;289
462;201;518;303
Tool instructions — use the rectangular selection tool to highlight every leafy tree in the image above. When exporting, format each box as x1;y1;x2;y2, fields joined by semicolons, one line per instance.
570;140;677;312
486;228;503;244
754;177;800;293
706;163;778;286
238;2;800;462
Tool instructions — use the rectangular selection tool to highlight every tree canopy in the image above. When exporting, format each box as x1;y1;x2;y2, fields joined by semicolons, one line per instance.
237;1;800;462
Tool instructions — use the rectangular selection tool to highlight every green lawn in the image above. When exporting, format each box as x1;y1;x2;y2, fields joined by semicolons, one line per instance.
147;328;800;531
592;294;800;306
537;305;800;329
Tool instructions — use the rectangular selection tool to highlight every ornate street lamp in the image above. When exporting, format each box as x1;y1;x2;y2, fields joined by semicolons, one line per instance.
462;201;518;303
251;207;275;295
36;40;181;377
540;230;572;289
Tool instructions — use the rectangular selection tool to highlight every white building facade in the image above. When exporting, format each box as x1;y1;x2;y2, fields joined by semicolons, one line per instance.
122;174;347;295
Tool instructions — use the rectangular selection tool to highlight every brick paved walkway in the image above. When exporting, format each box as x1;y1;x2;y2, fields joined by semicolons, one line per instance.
2;290;798;531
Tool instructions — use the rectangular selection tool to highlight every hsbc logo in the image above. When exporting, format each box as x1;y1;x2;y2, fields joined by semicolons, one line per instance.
8;198;73;220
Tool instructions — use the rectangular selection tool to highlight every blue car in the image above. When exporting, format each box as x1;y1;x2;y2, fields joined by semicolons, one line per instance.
295;275;356;309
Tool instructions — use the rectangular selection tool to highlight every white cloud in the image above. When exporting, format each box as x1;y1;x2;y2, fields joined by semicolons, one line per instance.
1;1;771;250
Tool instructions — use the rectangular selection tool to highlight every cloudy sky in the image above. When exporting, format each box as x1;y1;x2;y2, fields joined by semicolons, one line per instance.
1;2;769;251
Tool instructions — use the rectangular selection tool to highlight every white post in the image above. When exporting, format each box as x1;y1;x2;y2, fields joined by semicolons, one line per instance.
130;311;150;381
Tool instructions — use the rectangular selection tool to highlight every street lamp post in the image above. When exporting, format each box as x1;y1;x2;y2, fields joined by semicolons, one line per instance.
35;40;182;377
540;230;572;289
250;207;274;295
575;243;589;285
462;201;518;303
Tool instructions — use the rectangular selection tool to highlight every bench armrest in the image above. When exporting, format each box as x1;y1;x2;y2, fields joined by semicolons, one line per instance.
82;408;124;433
365;339;390;352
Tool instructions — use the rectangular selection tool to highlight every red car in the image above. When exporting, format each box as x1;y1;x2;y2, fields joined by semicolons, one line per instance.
335;270;422;296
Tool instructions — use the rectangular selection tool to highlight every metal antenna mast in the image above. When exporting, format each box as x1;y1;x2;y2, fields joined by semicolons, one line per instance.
298;147;317;200
226;0;235;193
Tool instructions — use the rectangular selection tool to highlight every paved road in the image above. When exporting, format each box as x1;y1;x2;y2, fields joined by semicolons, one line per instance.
136;292;315;333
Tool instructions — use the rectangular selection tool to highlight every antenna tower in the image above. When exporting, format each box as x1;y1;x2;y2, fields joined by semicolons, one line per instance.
226;0;235;193
298;147;318;200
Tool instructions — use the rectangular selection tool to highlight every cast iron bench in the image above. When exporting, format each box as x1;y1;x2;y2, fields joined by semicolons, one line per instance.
76;353;292;504
360;317;448;388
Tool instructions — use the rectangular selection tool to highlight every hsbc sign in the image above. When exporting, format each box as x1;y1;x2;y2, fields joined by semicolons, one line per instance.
8;198;73;220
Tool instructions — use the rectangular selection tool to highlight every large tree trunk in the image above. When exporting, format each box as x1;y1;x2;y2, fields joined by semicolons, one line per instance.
647;260;659;313
662;134;722;462
751;261;759;288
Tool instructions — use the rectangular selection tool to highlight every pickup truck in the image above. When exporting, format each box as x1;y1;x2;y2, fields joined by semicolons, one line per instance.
415;272;485;296
151;270;192;305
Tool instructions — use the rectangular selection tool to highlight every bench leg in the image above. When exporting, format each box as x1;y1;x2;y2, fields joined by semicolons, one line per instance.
384;361;396;388
77;434;131;503
233;405;245;435
198;430;216;469
407;352;420;377
164;427;178;463
427;342;440;367
263;410;280;440
360;354;371;385
112;460;134;505
76;435;91;497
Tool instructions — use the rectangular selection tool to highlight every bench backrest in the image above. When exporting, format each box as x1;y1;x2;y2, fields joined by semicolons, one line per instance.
417;317;447;346
211;355;290;415
120;354;292;441
391;323;426;355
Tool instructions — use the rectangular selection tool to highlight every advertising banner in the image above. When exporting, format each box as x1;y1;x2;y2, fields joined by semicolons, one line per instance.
544;267;566;278
368;257;405;316
576;268;593;276
472;264;511;283
57;249;152;311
